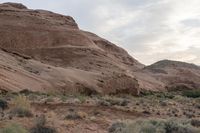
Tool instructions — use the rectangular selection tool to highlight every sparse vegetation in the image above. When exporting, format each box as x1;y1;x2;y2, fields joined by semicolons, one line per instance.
99;96;129;107
65;109;86;120
182;90;200;98
10;95;32;117
30;114;56;133
75;93;87;103
109;119;200;133
1;3;200;133
106;98;129;106
0;91;199;132
139;91;175;99
0;123;28;133
45;95;55;103
0;99;8;110
108;122;126;133
191;119;200;127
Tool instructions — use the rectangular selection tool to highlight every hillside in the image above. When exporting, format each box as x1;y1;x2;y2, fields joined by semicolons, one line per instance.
0;2;143;95
0;2;199;95
0;3;200;133
134;60;200;91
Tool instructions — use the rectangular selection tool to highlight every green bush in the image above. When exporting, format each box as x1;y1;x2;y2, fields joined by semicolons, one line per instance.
182;90;200;98
0;123;28;133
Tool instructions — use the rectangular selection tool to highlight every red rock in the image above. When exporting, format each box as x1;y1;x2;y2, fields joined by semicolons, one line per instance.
0;3;199;95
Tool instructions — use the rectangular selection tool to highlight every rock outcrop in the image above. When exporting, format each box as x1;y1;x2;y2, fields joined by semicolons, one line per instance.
0;3;142;95
0;3;199;95
134;60;200;91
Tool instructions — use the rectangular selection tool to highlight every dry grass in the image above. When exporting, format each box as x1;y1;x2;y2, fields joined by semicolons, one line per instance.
109;119;200;133
0;123;28;133
30;114;56;133
10;95;32;117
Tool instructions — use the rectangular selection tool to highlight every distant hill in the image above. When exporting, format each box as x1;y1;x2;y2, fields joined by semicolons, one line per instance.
134;60;200;92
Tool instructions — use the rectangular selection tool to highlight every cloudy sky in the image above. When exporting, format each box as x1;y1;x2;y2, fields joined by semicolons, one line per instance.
1;0;200;65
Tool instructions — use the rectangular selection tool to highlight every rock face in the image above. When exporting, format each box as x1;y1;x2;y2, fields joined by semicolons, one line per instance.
0;3;142;95
0;3;199;95
134;60;200;91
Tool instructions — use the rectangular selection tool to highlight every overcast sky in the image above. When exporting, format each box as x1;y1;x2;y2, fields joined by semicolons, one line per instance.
1;0;200;65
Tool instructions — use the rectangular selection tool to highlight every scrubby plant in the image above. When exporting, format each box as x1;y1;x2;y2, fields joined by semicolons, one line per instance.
100;96;129;107
10;95;32;117
30;114;56;133
139;90;154;97
107;98;129;106
191;119;200;127
0;99;8;110
0;123;28;133
65;111;82;120
45;96;54;103
108;122;126;133
164;120;197;133
76;94;87;103
60;95;68;102
157;93;175;99
108;119;200;133
182;90;200;98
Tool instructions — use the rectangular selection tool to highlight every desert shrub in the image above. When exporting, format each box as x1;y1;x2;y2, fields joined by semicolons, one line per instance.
100;96;129;107
139;91;175;99
159;100;168;106
60;95;68;102
139;91;154;96
0;123;28;133
108;122;126;133
27;93;38;101
108;119;200;133
19;89;33;95
159;93;174;99
65;108;87;120
45;96;54;103
164;120;198;133
182;90;200;98
191;119;200;127
0;99;8;110
30;115;56;133
107;99;129;106
10;95;32;117
75;94;87;103
65;111;82;120
98;100;111;106
109;120;160;133
31;126;56;133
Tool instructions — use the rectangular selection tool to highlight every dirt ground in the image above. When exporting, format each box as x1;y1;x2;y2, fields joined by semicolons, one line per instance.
0;92;200;133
